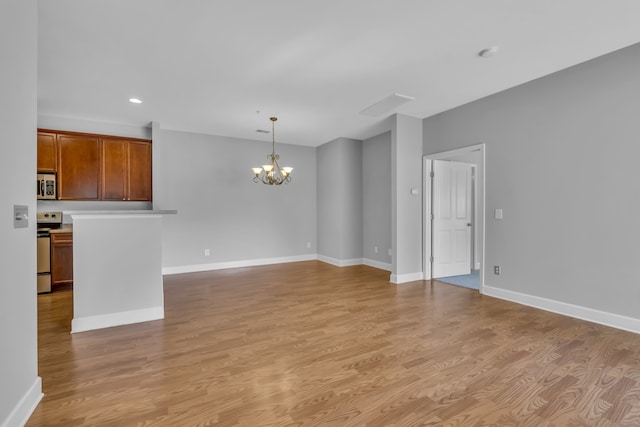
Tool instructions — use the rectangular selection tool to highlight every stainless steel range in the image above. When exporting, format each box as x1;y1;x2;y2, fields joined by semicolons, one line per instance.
37;211;62;293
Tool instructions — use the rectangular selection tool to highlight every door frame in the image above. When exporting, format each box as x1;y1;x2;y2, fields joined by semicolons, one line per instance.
423;143;486;292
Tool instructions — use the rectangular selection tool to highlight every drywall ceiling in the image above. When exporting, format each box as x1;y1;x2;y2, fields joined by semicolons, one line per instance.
37;0;640;147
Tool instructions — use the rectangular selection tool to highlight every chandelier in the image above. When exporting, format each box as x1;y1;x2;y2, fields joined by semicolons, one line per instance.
252;117;293;185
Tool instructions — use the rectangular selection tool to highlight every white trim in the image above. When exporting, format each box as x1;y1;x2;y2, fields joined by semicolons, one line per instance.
162;254;317;275
390;272;424;284
71;306;164;333
423;158;432;280
423;143;486;291
427;143;485;159
363;258;392;271
1;377;42;427
317;255;363;267
483;285;640;335
163;255;395;276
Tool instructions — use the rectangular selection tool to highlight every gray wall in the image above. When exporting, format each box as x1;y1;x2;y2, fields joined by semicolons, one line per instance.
362;132;391;266
153;128;317;268
391;115;424;281
0;0;41;425
37;114;151;139
423;42;640;318
317;138;363;262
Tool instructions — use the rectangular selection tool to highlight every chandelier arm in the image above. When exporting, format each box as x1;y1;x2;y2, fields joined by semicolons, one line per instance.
272;158;282;173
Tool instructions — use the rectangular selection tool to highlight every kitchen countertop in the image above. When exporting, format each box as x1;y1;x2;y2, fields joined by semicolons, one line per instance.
65;210;177;223
50;225;73;234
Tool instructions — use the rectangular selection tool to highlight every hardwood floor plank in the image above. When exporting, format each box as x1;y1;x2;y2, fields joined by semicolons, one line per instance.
26;261;640;425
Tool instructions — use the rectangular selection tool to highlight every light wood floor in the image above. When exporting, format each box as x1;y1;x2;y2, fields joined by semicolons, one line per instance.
28;261;640;426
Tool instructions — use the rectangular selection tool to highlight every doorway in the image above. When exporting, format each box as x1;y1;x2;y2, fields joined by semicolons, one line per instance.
424;144;485;291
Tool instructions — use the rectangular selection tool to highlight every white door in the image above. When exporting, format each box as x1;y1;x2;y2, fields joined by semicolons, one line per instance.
432;160;472;278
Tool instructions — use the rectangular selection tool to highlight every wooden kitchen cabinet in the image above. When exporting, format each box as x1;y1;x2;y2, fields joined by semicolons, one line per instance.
37;132;57;172
101;138;128;200
127;140;152;201
51;232;73;289
38;129;152;201
57;133;101;200
101;138;152;201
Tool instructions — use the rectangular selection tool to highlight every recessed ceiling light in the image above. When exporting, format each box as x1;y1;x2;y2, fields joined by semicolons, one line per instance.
129;98;142;104
478;46;499;58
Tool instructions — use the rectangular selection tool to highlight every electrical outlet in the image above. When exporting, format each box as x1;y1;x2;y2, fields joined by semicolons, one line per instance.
388;249;392;256
204;248;210;256
494;265;501;275
306;242;311;249
374;246;378;254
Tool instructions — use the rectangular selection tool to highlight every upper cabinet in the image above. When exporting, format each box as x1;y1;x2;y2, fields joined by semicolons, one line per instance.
101;138;128;200
38;129;152;202
101;138;152;201
127;140;152;201
37;132;58;172
57;133;101;200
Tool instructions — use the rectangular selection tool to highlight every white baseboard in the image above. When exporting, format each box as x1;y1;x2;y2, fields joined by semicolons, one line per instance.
390;271;424;284
1;376;42;427
317;255;363;267
483;285;640;335
162;254;317;275
163;254;401;279
363;258;392;271
71;306;164;333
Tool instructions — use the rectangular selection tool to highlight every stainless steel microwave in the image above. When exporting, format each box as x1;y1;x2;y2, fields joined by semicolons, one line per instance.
37;173;56;200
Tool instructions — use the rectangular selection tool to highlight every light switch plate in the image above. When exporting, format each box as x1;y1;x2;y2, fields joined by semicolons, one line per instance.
494;208;503;220
14;205;28;228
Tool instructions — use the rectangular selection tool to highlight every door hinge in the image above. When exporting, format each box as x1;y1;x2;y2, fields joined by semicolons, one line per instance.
430;213;434;221
430;171;434;178
429;255;434;263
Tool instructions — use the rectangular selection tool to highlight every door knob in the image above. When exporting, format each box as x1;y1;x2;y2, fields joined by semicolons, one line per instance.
467;223;472;227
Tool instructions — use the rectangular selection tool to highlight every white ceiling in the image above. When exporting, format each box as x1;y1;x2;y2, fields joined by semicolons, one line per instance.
37;1;640;147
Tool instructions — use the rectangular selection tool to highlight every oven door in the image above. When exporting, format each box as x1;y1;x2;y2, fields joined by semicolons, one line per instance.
37;235;51;293
37;236;50;273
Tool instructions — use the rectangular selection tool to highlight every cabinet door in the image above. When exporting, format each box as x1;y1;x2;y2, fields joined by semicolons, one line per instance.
51;233;73;287
57;134;100;200
127;140;152;201
37;132;57;172
101;138;127;200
